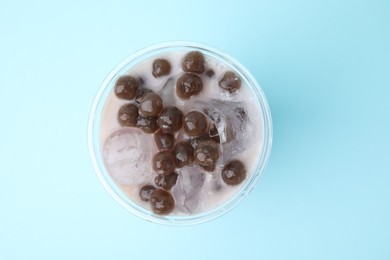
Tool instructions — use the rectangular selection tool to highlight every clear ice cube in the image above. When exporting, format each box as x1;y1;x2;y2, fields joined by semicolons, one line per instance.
158;78;177;106
209;171;223;192
102;128;155;186
171;166;206;213
194;99;256;160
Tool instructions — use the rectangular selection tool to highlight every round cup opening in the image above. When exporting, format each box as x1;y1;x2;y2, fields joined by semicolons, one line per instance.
88;41;272;226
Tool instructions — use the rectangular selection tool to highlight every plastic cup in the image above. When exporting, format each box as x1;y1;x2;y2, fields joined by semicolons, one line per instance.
88;41;272;225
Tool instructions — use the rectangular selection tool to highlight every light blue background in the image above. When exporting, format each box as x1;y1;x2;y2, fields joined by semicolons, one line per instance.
1;0;389;259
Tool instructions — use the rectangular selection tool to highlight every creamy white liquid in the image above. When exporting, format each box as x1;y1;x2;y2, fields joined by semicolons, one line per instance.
100;51;264;215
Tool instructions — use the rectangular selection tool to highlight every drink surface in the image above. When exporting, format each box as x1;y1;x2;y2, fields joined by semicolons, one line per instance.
99;50;264;215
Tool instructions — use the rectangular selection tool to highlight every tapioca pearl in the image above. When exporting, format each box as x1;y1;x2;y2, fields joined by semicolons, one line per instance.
183;110;208;137
181;51;205;74
152;150;175;176
139;92;163;117
157;106;183;133
134;87;153;104
150;189;175;215
154;172;178;190
114;75;138;100
152;59;171;78
173;141;194;168
117;103;138;127
136;116;159;133
221;160;246;185
218;71;241;93
139;185;155;201
205;69;215;77
195;140;220;172
176;73;203;99
154;130;175;151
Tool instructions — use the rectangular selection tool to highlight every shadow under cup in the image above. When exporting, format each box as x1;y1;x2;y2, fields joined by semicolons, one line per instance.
88;41;273;225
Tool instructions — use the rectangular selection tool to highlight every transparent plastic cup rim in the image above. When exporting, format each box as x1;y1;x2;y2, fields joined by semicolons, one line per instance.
88;41;273;226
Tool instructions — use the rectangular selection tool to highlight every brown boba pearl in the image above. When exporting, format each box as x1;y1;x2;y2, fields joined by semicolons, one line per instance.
154;130;174;150
152;59;171;78
136;116;159;133
157;106;183;133
176;73;203;99
182;51;205;74
114;75;138;100
154;172;178;190
117;103;138;127
139;92;163;117
150;189;175;215
152;151;175;175
195;140;220;172
173;141;194;168
221;160;246;185
139;185;155;201
135;88;153;104
183;111;208;137
219;71;241;93
206;69;215;77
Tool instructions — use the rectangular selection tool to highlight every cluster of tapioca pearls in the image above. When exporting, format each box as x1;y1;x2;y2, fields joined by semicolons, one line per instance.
114;51;246;215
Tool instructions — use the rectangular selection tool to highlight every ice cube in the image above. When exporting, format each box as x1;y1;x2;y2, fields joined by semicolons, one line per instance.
102;128;156;186
194;100;255;159
171;166;206;213
158;77;176;106
209;171;223;192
